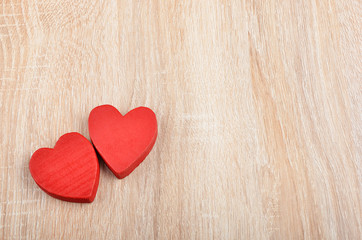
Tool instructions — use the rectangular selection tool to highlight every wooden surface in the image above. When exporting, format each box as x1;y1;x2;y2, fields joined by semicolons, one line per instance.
0;0;361;239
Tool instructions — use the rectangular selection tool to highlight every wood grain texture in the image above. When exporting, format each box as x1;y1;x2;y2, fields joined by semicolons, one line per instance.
0;0;361;239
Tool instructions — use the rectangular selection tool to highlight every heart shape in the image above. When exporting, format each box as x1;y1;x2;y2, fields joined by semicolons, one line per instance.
29;132;100;203
88;105;157;179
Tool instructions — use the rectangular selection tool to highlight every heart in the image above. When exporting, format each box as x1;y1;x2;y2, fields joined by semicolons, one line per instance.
29;132;100;203
88;105;157;179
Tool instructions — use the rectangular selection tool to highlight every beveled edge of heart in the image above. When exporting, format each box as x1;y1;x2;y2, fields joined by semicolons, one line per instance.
29;132;100;203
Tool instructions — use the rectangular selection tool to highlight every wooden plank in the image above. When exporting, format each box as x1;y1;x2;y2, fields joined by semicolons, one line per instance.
0;0;361;239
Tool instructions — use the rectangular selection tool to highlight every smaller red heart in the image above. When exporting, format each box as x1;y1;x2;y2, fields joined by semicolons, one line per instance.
89;105;157;179
29;132;100;203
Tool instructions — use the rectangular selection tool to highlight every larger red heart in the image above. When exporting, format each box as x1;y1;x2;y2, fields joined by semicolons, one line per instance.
29;132;100;203
88;105;157;179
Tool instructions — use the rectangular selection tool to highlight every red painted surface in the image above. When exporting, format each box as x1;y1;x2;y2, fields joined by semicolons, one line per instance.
29;132;100;203
89;105;157;179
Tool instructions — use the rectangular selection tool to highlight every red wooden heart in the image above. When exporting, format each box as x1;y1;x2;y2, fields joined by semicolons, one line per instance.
88;105;157;179
29;132;100;203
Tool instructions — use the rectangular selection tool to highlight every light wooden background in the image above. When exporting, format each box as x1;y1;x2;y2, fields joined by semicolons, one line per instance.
0;0;361;239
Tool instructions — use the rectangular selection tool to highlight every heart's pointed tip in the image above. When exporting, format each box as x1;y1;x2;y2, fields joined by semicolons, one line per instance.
115;174;125;179
85;194;96;203
66;197;94;203
114;171;129;179
107;166;127;179
69;197;94;203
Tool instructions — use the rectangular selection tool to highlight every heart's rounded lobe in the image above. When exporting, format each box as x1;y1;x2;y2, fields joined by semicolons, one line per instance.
88;105;157;179
29;132;100;203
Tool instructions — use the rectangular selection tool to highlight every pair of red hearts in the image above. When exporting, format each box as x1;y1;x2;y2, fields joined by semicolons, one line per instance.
29;105;157;203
